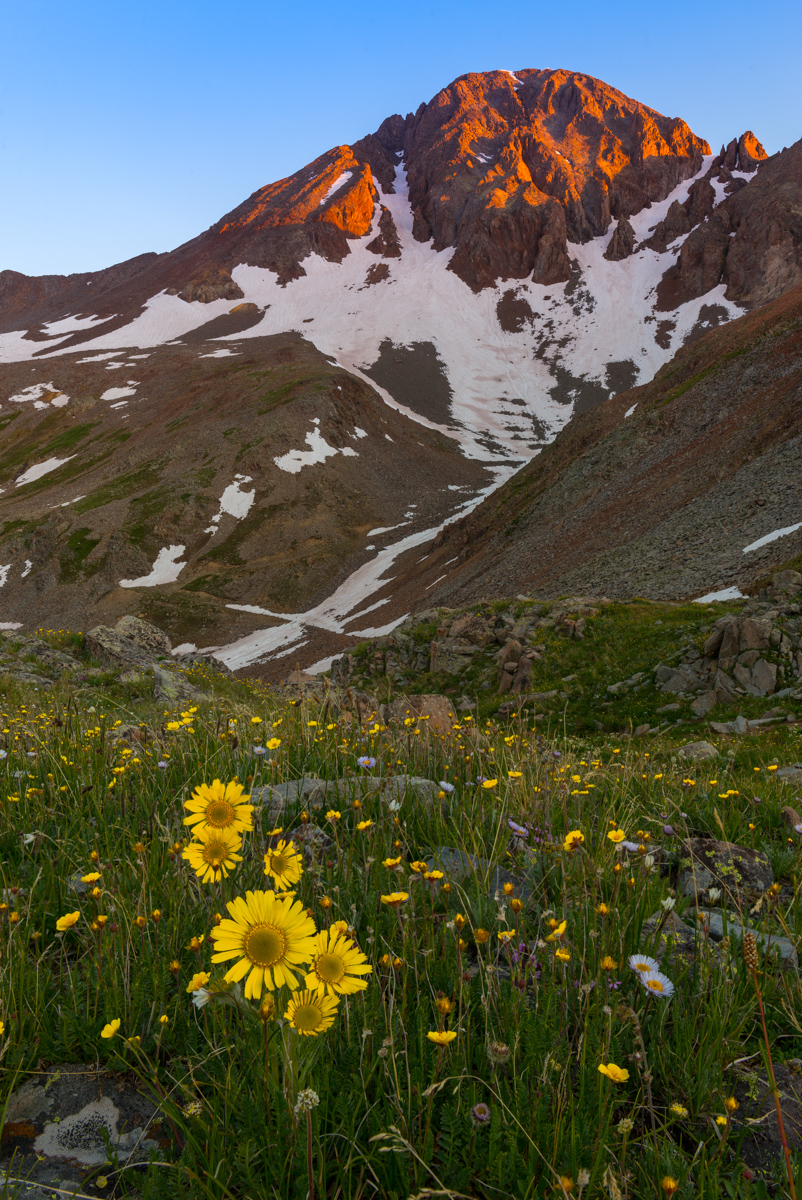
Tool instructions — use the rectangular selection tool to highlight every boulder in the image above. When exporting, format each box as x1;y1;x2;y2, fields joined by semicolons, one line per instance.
691;691;717;717
699;910;798;969
84;626;152;670
115;615;171;657
499;640;523;667
429;639;478;675
678;838;773;904
678;740;719;760
739;618;771;652
380;694;457;735
776;763;802;782
1;1062;159;1182
152;664;204;704
641;908;719;970
448;613;494;645
773;570;802;593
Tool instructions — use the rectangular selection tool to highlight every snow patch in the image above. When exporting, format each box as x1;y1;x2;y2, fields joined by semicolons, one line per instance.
624;404;637;418
693;586;745;604
7;382;69;407
742;523;802;554
21;560;32;578
101;386;137;400
273;428;345;474
0;621;22;629
319;172;353;205
206;475;256;534
120;545;187;588
201;348;239;358
15;455;76;487
0;565;10;588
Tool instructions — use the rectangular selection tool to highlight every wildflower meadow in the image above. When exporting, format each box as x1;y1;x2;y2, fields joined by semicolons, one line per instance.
1;654;801;1199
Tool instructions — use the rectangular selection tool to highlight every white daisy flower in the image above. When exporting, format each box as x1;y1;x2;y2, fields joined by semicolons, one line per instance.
628;953;660;975
639;970;675;998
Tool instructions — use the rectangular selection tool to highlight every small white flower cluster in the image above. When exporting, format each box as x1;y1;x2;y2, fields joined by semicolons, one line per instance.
628;953;675;998
294;1088;320;1115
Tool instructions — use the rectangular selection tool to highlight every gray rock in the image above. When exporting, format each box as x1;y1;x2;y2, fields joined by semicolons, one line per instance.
776;763;802;782
751;658;777;695
429;846;530;899
678;740;719;760
678;838;773;904
714;668;741;700
115;615;171;657
691;691;718;717
656;702;681;713
710;714;749;734
642;908;720;969
152;664;203;703
740;617;771;652
85;626;152;670
698;910;798;969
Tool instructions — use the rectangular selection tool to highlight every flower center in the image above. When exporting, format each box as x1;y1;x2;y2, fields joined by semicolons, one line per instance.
646;978;664;992
202;838;228;867
315;952;346;984
205;799;236;828
294;1002;322;1032
244;923;287;967
634;961;650;973
271;852;288;874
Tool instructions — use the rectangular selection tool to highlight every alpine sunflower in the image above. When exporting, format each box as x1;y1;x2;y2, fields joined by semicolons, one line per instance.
304;928;373;996
183;779;254;836
182;828;243;884
284;988;339;1035
210;889;317;998
263;839;303;889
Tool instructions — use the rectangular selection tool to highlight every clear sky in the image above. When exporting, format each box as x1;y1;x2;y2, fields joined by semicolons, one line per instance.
2;0;800;277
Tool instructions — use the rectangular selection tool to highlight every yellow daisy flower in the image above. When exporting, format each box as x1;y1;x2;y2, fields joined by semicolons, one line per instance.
56;911;80;932
284;988;339;1036
304;928;373;996
263;839;303;889
183;779;253;836
210;889;317;999
182;827;243;884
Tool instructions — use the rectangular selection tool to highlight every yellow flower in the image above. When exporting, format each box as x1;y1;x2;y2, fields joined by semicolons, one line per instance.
56;911;80;932
182;827;243;884
380;892;409;906
660;1179;679;1197
555;948;571;962
81;872;101;883
183;779;253;836
600;955;618;970
475;928;490;944
383;856;403;868
100;1018;121;1039
669;1103;689;1118
481;779;497;790
325;809;341;822
598;1062;629;1082
508;770;522;778
410;860;428;873
356;819;373;831
436;996;453;1014
186;971;210;993
159;1014;169;1025
427;1030;457;1046
266;737;282;750
562;829;584;852
546;920;567;942
607;829;626;844
596;903;610;915
284;988;339;1036
498;930;515;943
724;1096;739;1113
304;927;373;996
211;889;317;999
716;1115;728;1126
263;839;303;889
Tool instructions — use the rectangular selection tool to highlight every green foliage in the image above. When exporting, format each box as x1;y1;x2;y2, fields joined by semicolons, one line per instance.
0;640;800;1198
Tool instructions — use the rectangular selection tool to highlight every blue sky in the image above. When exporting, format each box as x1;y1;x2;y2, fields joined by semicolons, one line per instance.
2;0;800;277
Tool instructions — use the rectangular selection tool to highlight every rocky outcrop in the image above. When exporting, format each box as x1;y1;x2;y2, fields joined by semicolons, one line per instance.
604;217;635;261
173;266;245;304
657;136;802;309
712;131;768;174
366;205;402;257
402;69;707;290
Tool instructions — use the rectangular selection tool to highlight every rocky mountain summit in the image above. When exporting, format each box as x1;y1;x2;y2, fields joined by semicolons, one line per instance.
1;68;802;674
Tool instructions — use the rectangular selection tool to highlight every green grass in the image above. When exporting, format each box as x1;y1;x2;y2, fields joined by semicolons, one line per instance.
1;631;801;1199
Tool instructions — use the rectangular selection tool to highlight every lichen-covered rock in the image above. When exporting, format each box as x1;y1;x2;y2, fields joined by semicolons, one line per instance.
678;838;773;904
